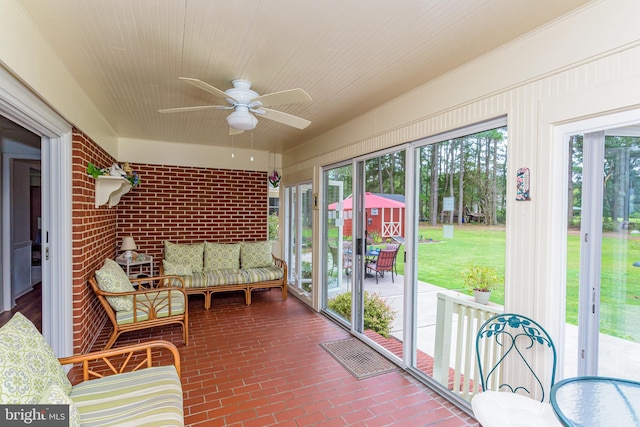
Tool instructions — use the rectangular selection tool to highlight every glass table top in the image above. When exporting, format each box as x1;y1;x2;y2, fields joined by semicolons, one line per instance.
551;376;640;426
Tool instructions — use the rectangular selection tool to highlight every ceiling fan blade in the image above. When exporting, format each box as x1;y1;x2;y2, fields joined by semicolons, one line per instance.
158;105;230;113
229;127;244;136
252;88;311;107
255;108;311;129
179;77;238;102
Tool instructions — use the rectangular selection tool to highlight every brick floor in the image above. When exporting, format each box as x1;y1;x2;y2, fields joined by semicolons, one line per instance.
89;289;479;427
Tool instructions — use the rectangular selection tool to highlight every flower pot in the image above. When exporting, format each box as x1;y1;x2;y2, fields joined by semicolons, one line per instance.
473;289;491;305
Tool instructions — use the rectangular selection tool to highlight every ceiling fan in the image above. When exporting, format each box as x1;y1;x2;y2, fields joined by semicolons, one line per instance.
159;77;312;135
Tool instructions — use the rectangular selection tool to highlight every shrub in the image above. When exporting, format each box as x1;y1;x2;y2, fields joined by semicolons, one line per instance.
301;261;312;292
327;291;397;338
268;213;279;240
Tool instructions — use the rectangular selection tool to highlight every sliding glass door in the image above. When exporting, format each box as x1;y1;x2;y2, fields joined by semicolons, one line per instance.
410;123;507;398
323;163;355;327
285;183;313;296
566;128;640;380
319;118;508;404
357;150;407;361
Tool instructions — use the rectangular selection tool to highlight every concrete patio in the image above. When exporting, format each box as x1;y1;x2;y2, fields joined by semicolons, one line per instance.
358;270;640;383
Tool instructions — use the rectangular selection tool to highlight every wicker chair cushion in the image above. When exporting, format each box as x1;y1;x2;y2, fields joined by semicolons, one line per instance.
164;241;204;273
0;313;72;403
240;241;273;269
204;242;240;270
70;365;183;426
115;291;186;325
95;259;135;311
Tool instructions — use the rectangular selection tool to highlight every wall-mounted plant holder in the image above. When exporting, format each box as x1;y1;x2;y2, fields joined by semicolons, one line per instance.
516;167;531;201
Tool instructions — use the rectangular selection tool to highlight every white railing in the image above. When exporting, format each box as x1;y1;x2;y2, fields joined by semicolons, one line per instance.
433;291;502;402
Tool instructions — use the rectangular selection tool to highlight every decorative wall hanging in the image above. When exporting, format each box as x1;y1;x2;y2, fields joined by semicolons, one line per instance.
268;152;281;188
516;167;530;201
268;170;281;188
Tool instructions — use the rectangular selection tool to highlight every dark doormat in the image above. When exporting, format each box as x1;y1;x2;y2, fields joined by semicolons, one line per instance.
320;337;397;380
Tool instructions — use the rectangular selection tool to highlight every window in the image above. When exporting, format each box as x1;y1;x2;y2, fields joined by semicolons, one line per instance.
268;196;279;216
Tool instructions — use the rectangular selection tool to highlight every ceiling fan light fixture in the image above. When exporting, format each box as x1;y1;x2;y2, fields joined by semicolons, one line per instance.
226;109;258;131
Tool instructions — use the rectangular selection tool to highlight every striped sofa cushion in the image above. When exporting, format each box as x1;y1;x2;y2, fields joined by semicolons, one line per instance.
116;291;185;325
204;269;246;286
244;266;284;283
175;271;208;288
70;365;183;427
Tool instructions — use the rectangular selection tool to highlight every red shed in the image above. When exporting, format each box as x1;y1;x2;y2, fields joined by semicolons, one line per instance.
328;193;405;239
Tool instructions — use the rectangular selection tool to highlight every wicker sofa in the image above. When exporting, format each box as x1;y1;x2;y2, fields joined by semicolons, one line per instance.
0;312;183;426
160;241;288;309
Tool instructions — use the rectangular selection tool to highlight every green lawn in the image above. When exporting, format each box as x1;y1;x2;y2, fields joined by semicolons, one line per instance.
389;224;640;338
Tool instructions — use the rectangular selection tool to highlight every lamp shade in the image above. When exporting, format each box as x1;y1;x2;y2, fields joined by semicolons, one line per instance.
120;236;137;251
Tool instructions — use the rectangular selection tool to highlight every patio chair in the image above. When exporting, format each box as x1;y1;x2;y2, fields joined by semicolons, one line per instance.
343;241;353;276
471;313;561;427
328;245;338;273
385;243;400;274
366;249;395;284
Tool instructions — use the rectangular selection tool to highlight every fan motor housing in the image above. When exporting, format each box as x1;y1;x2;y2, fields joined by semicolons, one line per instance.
226;80;258;106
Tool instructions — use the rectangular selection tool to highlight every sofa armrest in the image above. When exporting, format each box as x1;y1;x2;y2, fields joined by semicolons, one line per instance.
272;255;288;277
58;340;181;382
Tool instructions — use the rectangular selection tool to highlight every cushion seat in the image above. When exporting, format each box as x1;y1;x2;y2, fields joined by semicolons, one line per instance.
70;364;183;426
471;391;562;427
167;271;207;288
204;268;247;286
115;291;186;325
243;265;284;282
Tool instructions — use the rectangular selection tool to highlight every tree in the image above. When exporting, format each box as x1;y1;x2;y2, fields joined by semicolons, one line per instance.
429;146;439;225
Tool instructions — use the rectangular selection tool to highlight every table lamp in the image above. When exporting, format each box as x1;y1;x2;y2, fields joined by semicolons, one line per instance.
121;237;137;262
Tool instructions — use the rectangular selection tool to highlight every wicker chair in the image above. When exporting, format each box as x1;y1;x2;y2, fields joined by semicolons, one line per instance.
88;274;189;350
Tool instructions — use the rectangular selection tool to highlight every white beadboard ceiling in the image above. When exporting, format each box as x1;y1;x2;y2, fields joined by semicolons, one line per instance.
16;0;590;153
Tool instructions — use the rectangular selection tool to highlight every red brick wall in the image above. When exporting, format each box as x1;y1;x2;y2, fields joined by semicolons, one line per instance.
71;129;118;354
70;140;269;352
117;164;268;268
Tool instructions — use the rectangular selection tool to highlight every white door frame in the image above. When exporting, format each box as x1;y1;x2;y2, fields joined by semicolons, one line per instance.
3;152;41;308
578;131;605;375
554;108;640;377
0;66;73;358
